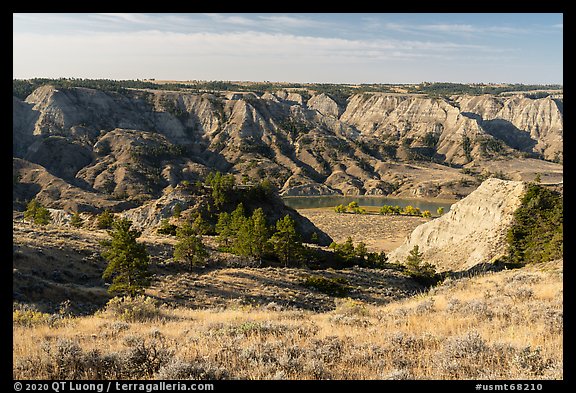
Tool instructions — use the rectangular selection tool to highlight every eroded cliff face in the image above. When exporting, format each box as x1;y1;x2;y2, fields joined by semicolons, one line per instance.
455;94;563;161
13;85;562;208
388;178;526;272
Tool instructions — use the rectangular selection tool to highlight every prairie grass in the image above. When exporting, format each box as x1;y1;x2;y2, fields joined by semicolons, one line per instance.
13;261;562;380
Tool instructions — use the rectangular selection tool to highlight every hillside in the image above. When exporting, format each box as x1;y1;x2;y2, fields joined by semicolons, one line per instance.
13;256;563;380
12;215;420;315
13;82;563;213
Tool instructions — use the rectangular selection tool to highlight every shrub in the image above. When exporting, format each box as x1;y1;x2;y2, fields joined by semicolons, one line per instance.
379;205;401;215
121;331;174;378
301;275;350;297
333;297;368;317
157;219;177;236
347;201;366;214
156;358;230;380
103;295;162;322
421;210;432;218
70;211;83;228
13;309;52;327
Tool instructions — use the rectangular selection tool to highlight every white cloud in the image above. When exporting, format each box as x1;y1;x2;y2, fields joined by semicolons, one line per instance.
10;28;528;82
96;13;153;24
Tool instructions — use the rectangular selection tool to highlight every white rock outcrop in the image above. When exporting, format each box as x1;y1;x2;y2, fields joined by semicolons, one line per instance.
388;178;526;272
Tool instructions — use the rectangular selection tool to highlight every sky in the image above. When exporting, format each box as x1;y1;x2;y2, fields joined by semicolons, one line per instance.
13;13;563;84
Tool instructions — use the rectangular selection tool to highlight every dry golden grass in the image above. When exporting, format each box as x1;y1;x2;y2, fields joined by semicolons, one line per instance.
13;260;562;380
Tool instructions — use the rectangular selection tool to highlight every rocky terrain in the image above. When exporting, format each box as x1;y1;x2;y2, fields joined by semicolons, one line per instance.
13;82;563;215
389;178;527;272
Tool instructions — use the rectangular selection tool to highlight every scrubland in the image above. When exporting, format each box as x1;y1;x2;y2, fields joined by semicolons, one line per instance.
13;260;562;380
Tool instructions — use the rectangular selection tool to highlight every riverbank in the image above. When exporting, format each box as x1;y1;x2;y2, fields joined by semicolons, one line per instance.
298;208;429;253
283;195;455;212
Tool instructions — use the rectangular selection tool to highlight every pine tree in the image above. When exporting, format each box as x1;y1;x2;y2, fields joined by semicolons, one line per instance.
24;199;52;226
404;245;437;285
215;212;232;247
70;211;83;228
233;218;254;257
101;218;150;297
96;209;115;229
172;203;182;218
191;214;211;235
174;223;208;271
34;206;52;226
271;215;301;267
250;208;270;259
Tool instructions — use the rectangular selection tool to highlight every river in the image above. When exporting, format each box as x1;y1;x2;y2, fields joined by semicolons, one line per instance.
282;195;455;212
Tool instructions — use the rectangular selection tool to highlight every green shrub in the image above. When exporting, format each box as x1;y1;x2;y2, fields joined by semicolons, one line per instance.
333;297;368;317
70;211;83;228
379;205;401;215
301;275;350;297
157;219;177;236
347;201;366;214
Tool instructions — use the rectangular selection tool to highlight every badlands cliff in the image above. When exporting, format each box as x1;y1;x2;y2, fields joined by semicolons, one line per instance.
13;83;563;211
388;178;526;272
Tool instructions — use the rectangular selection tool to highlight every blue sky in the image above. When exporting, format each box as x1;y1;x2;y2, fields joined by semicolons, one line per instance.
13;13;563;84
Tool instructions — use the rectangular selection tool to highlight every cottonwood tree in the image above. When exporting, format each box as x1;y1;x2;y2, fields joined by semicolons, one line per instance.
101;218;151;297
